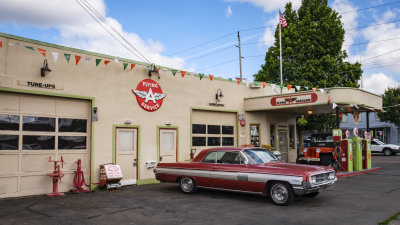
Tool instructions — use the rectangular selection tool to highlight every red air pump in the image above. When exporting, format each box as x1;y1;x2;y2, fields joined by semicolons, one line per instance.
47;156;65;197
72;159;91;193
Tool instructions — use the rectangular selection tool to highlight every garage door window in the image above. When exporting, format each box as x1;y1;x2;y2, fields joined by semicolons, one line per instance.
192;124;235;147
59;118;87;133
0;115;19;130
23;116;55;132
58;136;86;149
23;135;55;150
0;134;18;150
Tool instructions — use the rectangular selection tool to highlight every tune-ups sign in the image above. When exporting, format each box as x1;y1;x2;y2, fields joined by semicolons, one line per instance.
132;79;166;112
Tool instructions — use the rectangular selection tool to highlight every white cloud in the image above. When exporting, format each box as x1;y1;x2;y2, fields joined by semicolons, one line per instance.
363;73;399;95
226;5;233;18
0;0;184;68
225;0;301;13
332;0;359;55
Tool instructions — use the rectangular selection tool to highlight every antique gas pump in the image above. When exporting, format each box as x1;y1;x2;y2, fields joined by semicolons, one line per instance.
351;128;363;171
339;130;353;172
361;131;372;169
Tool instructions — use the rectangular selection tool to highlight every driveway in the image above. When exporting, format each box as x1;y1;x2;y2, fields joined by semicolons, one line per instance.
0;155;399;225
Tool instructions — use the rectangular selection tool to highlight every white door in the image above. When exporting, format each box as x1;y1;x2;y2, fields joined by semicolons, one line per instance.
116;128;137;186
159;128;177;163
279;130;289;162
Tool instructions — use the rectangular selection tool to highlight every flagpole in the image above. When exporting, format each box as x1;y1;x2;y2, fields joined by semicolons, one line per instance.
279;10;283;93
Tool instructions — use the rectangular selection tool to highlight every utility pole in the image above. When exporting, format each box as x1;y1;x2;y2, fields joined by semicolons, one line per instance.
236;31;243;80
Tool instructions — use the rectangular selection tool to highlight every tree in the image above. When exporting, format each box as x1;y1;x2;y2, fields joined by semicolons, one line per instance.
377;87;400;127
255;0;361;146
255;0;362;88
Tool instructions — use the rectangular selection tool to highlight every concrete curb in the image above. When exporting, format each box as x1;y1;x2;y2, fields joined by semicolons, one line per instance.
337;167;381;178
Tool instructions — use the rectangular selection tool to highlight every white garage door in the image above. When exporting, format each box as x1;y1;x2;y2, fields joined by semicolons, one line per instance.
191;110;236;151
0;92;91;198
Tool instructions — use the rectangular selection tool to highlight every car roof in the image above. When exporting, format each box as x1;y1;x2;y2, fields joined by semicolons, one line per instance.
201;147;266;152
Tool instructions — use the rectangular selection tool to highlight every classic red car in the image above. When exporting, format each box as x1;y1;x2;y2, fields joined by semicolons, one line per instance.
154;147;336;206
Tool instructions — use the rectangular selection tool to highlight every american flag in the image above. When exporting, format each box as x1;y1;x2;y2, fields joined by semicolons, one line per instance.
280;12;287;27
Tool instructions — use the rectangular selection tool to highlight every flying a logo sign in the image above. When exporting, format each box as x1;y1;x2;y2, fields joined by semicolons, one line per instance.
132;79;166;112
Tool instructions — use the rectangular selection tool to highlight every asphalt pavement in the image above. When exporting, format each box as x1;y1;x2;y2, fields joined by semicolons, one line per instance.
0;155;399;225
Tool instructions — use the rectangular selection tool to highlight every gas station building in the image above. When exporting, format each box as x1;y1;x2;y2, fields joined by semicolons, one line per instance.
0;33;383;198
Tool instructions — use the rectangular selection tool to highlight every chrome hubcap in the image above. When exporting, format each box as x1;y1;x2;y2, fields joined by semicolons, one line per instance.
271;184;288;204
181;178;193;192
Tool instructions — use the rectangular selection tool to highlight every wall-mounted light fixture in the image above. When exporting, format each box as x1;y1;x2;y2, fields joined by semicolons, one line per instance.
215;89;224;102
164;121;173;126
40;59;51;77
307;108;312;115
148;63;160;79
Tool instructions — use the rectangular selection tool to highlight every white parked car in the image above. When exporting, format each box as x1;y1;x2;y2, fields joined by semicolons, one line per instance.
371;139;400;156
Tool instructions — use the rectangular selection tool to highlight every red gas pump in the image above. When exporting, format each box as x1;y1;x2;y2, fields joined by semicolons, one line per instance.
339;130;353;172
47;156;64;197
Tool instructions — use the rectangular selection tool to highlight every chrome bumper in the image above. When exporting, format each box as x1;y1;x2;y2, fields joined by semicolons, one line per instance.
292;178;337;196
298;157;320;162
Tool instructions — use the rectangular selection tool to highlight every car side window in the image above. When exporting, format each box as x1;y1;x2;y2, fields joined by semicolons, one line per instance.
371;141;377;145
202;151;217;163
217;151;242;164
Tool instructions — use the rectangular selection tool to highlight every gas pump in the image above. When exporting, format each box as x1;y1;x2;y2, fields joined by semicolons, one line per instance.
351;128;363;171
362;131;372;169
339;130;353;172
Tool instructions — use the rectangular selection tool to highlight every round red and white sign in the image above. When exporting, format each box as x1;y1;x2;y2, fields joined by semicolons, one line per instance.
353;127;359;137
132;79;166;112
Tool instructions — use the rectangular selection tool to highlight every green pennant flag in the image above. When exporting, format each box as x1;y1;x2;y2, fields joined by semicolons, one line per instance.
172;69;177;76
304;86;309;90
24;46;34;50
254;81;259;86
96;59;102;67
228;78;232;81
280;84;284;91
199;73;204;80
123;63;128;70
64;53;71;63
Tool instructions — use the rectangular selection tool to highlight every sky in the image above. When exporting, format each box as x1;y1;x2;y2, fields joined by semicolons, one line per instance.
0;0;399;95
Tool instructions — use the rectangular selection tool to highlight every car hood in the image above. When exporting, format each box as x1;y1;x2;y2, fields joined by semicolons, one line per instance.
249;161;333;176
383;144;400;148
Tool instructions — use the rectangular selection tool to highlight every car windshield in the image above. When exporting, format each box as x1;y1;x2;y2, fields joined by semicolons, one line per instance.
242;149;279;164
374;139;385;145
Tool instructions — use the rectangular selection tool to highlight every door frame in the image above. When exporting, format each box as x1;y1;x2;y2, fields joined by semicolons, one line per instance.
112;124;141;180
157;126;179;163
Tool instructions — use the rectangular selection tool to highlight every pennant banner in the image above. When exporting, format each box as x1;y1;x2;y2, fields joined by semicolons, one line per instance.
332;103;337;109
96;59;102;67
64;53;71;63
209;75;214;81
199;73;204;80
24;46;34;50
52;52;59;62
0;41;2;48
228;78;232;81
280;84;283;91
254;81;259;86
180;71;186;78
104;60;111;65
262;82;267;88
75;55;81;65
271;84;276;90
236;78;242;85
304;86;309;90
295;86;300;91
38;48;46;57
114;58;119;63
85;57;91;64
287;84;292;91
172;69;177;76
130;64;135;70
312;88;317;92
320;88;324;94
123;63;128;70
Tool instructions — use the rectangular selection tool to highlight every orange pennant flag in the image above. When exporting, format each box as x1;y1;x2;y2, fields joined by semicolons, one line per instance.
209;75;214;81
262;82;267;88
287;84;292;91
130;64;136;70
312;88;317;92
236;78;242;85
181;71;186;78
104;60;111;65
38;48;46;57
0;41;2;48
75;55;81;65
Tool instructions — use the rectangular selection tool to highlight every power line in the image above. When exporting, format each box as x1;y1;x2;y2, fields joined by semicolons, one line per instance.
168;31;236;56
197;58;237;71
76;0;151;64
340;0;400;14
346;19;400;30
361;48;400;62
